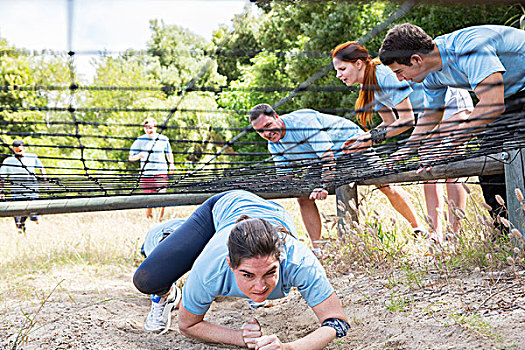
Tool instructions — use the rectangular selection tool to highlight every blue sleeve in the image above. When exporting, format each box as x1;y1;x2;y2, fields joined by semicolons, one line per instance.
35;156;44;169
181;270;216;315
285;246;334;307
302;118;334;158
375;66;412;110
129;139;141;156
423;79;448;112
374;100;385;112
457;41;505;91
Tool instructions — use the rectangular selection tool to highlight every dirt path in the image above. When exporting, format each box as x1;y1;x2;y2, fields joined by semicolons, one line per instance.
2;264;524;350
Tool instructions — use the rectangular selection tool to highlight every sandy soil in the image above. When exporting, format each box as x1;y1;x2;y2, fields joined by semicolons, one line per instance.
2;263;524;350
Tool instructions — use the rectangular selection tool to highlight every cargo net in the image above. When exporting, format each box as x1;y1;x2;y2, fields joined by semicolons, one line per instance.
0;2;523;205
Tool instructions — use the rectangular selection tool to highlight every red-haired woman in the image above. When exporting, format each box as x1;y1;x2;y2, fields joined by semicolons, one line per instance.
331;41;473;243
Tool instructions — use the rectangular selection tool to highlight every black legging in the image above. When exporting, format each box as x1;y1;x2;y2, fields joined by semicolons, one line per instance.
133;192;228;295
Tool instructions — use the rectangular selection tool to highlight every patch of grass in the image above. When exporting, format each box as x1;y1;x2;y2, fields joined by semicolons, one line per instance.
446;312;498;339
385;271;401;289
323;184;524;276
399;264;425;290
6;280;64;350
384;291;413;312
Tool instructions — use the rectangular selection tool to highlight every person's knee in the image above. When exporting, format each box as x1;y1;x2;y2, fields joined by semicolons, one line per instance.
133;266;155;294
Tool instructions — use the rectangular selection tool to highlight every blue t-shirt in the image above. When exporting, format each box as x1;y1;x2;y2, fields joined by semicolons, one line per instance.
267;109;363;167
374;64;425;114
182;190;334;315
423;25;525;111
374;64;473;119
129;134;172;176
142;218;186;257
0;153;44;199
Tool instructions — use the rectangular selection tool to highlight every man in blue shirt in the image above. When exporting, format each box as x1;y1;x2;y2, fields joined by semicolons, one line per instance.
379;23;525;220
249;105;426;254
0;139;46;233
129;117;175;220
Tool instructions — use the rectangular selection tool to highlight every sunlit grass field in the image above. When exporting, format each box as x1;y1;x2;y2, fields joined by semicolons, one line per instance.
0;182;522;303
1;182;524;350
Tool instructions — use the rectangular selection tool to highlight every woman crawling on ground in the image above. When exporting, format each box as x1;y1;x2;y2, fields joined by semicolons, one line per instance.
134;189;349;349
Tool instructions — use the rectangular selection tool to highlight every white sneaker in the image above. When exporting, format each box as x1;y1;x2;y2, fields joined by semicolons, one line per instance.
144;285;181;334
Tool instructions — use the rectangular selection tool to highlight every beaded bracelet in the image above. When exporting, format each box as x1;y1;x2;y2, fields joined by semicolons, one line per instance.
321;318;351;338
370;128;387;145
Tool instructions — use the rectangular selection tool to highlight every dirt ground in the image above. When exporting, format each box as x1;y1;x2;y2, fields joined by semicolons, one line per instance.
2;263;524;350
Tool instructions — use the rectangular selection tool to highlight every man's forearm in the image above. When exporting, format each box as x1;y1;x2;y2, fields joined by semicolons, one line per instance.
468;72;505;132
320;151;336;187
129;154;141;162
384;118;414;138
167;153;175;165
406;110;443;145
462;103;505;133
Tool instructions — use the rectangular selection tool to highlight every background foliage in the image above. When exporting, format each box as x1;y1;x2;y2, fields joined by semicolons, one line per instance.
0;1;521;173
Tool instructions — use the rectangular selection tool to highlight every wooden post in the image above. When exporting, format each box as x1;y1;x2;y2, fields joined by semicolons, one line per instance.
335;183;359;236
504;148;525;247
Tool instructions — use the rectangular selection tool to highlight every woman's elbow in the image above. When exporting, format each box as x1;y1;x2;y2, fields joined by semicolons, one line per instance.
496;103;505;116
178;318;198;338
179;324;191;337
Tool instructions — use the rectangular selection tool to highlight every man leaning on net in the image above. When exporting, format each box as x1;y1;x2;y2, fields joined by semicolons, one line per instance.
249;104;427;258
379;23;525;222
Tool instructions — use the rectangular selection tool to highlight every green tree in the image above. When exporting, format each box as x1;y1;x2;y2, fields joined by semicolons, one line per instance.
217;0;521;160
147;19;226;95
218;50;298;161
0;39;71;169
82;23;230;176
212;7;261;83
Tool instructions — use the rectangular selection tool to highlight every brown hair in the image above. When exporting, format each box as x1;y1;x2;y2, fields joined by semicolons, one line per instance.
332;41;379;129
227;215;291;269
379;23;434;66
249;104;276;123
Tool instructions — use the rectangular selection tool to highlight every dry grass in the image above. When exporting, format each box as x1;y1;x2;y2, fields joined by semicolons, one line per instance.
0;183;522;296
1;184;524;349
320;183;524;278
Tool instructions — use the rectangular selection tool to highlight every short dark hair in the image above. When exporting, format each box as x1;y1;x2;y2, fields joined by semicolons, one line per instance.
227;215;282;269
379;23;434;66
249;104;276;122
12;139;25;147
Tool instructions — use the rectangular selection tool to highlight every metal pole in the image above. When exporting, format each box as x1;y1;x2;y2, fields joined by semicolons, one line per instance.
504;148;525;247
